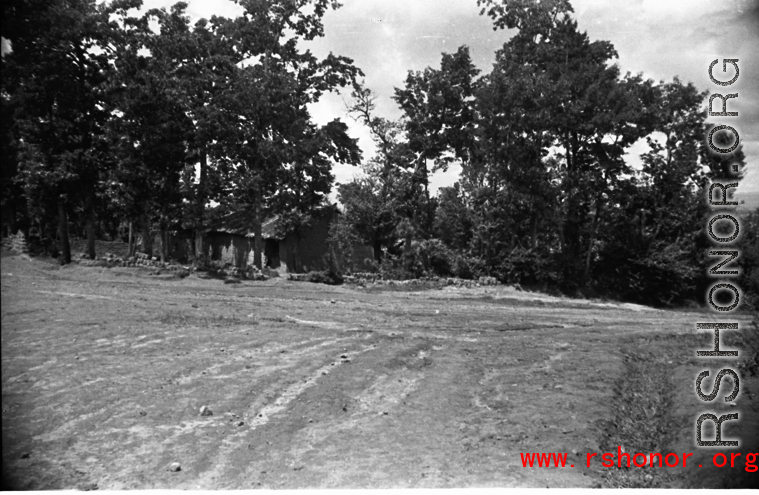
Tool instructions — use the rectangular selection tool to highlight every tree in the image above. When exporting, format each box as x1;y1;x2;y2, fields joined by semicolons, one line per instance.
433;183;474;252
2;0;142;263
337;160;404;263
392;46;479;269
0;95;25;236
593;78;710;305
214;0;362;269
475;1;657;285
106;2;206;260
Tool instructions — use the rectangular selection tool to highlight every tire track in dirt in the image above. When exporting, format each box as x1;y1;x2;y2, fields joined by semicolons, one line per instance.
232;338;437;488
187;340;380;488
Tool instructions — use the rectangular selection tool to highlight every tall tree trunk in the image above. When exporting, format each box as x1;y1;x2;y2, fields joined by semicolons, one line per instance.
190;228;197;261
141;212;152;256
8;200;17;235
160;225;167;262
128;221;134;257
253;179;263;270
85;194;96;260
583;199;603;285
195;149;208;264
57;198;71;265
373;240;382;263
403;224;414;274
530;216;538;250
294;231;302;272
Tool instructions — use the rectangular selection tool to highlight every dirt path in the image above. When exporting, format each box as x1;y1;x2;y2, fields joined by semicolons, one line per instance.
2;251;757;489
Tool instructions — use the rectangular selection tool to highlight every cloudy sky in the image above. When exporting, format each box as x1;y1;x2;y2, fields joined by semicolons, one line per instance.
152;0;759;193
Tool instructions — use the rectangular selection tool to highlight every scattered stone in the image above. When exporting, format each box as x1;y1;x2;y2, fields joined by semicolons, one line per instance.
340;354;348;359
168;462;181;472
79;482;98;491
237;421;245;427
199;405;213;416
20;452;30;459
554;385;564;390
139;411;147;416
572;449;579;456
191;304;199;309
330;299;336;304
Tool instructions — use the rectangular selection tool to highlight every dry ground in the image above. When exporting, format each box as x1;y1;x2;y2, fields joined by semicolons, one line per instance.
2;249;758;489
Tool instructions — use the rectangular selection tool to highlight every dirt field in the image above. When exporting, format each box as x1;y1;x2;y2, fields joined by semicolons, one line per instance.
2;249;758;489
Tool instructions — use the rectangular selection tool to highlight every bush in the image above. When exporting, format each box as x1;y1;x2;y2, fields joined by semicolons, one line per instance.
373;252;415;280
416;239;454;277
593;241;700;307
451;253;481;279
493;246;559;286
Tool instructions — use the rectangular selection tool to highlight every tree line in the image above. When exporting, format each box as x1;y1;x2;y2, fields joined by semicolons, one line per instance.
1;0;756;307
333;0;755;307
2;0;361;267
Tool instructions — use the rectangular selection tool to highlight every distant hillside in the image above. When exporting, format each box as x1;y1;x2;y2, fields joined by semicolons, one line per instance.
735;191;759;213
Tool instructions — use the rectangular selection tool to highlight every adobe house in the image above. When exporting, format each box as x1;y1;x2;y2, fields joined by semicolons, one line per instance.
202;205;372;273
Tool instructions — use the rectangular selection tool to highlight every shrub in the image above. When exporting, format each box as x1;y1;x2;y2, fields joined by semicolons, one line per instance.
592;241;700;307
493;246;559;286
416;238;454;277
451;253;481;280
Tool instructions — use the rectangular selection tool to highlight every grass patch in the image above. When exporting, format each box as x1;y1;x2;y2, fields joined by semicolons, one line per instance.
599;343;678;488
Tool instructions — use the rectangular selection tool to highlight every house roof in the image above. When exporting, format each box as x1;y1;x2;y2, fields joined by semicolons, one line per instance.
204;208;280;239
204;204;338;240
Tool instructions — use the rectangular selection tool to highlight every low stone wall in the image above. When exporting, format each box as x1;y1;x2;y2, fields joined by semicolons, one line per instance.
344;273;500;288
77;251;189;275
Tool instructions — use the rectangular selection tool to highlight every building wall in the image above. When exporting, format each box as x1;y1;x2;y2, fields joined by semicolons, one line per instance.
205;232;254;267
204;209;374;273
279;210;335;273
